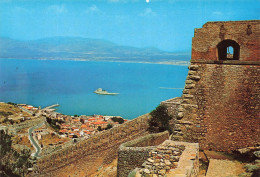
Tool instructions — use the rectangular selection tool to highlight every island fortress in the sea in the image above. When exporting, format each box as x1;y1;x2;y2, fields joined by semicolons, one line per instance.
30;20;259;177
94;88;119;95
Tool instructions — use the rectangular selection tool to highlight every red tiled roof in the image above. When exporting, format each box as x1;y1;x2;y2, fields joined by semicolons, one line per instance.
83;130;91;134
92;121;107;125
59;129;68;133
85;127;94;131
88;118;96;121
81;124;88;128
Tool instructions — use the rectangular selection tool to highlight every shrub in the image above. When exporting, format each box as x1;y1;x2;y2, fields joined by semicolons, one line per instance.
46;117;61;131
105;124;113;130
148;104;172;133
245;164;260;172
97;126;102;131
111;117;124;124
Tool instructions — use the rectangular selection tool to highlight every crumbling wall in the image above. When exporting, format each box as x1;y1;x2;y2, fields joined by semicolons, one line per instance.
117;131;169;177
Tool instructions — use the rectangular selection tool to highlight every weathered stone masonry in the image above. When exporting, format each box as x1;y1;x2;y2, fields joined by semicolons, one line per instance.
117;131;169;177
32;114;150;177
176;20;260;151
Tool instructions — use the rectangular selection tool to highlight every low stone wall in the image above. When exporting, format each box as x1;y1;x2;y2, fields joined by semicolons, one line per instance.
136;141;185;176
117;131;169;177
166;141;199;177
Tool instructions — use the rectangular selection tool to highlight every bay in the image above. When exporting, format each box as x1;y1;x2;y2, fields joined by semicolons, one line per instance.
0;59;188;119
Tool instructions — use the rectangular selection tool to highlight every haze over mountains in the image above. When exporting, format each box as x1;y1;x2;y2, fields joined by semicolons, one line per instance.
0;37;190;64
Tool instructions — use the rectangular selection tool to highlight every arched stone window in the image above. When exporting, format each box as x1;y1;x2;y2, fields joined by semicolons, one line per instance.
217;40;240;60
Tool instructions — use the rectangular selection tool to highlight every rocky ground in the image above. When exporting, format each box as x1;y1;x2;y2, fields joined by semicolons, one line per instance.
206;159;245;177
91;158;118;177
0;102;32;124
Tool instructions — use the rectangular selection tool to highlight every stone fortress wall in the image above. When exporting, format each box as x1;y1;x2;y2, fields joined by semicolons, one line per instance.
175;20;260;151
28;20;260;176
165;141;199;177
32;114;150;177
117;131;169;177
117;135;199;177
3;117;44;135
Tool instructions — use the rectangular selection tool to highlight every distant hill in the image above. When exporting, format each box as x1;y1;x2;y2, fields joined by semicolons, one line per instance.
0;37;190;63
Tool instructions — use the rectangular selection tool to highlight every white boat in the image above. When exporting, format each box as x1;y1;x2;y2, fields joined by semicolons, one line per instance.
94;88;119;95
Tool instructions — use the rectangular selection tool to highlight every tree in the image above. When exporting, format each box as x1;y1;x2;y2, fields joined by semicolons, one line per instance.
46;117;61;131
111;117;124;124
97;126;102;131
148;104;172;133
105;124;113;130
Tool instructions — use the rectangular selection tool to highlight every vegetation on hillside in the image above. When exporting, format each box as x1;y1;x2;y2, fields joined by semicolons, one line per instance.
46;117;64;131
0;130;32;177
97;124;113;132
148;104;172;133
0;103;31;124
111;117;124;124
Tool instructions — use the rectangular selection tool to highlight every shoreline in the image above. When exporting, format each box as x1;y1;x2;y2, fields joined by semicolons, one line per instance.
0;57;190;66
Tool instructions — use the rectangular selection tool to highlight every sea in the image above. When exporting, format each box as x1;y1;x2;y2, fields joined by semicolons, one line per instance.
0;59;188;119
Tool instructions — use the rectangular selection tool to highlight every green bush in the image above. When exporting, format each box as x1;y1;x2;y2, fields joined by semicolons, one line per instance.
245;164;260;172
111;117;124;124
46;117;63;131
97;126;102;131
148;104;172;133
105;124;113;130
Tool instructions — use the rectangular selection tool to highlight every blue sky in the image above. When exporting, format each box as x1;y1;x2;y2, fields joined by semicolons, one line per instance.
0;0;259;52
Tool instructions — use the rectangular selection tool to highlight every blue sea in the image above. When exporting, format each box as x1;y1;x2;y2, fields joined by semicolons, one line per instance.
0;59;188;119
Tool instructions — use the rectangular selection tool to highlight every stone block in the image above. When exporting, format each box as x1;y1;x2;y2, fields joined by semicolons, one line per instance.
177;112;184;119
188;75;201;81
185;84;195;89
188;65;199;71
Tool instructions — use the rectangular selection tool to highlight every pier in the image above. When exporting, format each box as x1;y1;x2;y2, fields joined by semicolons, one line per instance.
42;104;60;112
43;104;59;109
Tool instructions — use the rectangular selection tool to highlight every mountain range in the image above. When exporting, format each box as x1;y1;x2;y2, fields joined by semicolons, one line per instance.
0;37;190;63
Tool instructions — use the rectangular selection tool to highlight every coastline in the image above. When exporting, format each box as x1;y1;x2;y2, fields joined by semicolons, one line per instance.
0;57;190;66
0;58;187;119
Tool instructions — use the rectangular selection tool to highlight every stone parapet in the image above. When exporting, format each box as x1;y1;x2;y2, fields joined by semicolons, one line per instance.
175;20;260;151
32;114;150;177
166;141;199;177
117;131;169;177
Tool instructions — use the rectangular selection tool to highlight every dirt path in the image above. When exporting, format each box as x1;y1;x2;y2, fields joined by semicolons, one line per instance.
206;159;245;177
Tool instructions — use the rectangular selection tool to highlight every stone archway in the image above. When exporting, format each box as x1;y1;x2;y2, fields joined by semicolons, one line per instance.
217;39;240;60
